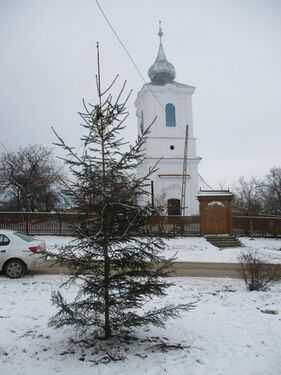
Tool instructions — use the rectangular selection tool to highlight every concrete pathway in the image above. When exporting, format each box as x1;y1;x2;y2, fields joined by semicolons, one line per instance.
33;260;242;278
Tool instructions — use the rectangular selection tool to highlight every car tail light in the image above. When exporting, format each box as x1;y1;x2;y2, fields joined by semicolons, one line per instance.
29;246;41;253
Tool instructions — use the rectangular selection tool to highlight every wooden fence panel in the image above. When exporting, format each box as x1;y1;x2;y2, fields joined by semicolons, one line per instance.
232;216;281;237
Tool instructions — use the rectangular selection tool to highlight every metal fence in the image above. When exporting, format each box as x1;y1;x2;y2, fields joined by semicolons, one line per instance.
0;212;280;237
0;212;79;236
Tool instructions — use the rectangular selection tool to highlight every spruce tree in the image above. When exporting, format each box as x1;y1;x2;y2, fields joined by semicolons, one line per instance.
49;44;191;340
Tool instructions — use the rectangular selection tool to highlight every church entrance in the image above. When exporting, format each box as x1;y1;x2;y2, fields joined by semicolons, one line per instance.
167;198;181;216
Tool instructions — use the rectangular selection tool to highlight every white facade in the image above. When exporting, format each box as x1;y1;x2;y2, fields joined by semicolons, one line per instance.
135;26;202;215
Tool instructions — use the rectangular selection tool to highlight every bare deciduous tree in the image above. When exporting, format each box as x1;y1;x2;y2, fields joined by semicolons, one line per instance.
233;176;263;215
233;168;281;216
262;167;281;215
0;144;64;212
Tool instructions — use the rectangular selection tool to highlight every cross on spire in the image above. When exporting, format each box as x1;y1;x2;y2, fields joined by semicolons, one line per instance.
158;20;163;42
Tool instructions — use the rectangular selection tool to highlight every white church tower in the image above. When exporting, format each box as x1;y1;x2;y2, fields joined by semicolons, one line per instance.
135;24;202;215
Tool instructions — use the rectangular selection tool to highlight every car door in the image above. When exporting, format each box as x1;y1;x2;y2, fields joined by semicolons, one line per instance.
0;234;11;268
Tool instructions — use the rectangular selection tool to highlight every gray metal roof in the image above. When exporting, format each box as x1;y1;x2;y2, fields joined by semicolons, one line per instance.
148;23;176;85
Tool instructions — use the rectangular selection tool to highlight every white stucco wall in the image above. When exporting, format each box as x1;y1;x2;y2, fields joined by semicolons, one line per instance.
135;81;201;215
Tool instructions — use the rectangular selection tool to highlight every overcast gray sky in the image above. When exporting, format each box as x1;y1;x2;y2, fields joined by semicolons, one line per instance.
0;0;280;188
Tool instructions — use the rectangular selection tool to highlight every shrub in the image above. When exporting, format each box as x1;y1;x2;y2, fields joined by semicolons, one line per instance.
239;251;281;291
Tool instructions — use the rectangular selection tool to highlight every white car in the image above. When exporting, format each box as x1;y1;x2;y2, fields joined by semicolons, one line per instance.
0;230;46;278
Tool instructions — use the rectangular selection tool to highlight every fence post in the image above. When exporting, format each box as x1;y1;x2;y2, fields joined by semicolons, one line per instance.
24;214;29;235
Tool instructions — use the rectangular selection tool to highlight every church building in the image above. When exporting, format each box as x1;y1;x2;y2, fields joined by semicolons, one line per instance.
135;24;208;215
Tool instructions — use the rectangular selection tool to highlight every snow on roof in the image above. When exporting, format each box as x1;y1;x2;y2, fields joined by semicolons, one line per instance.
197;190;233;197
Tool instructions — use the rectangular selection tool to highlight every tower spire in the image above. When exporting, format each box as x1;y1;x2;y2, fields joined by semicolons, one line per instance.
158;20;163;42
148;22;176;85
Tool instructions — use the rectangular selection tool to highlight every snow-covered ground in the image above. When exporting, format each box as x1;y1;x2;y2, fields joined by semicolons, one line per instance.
38;236;281;263
0;275;280;375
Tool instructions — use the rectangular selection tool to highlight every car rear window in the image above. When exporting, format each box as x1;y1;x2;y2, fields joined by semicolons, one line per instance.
14;232;36;242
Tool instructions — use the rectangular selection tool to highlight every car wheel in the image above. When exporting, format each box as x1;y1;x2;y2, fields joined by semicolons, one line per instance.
3;259;26;279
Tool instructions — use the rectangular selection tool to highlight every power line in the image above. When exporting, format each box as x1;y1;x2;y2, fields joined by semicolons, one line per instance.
94;0;188;136
95;0;147;85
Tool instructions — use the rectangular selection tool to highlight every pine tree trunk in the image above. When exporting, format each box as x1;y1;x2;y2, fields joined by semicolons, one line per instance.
103;242;111;339
99;90;111;339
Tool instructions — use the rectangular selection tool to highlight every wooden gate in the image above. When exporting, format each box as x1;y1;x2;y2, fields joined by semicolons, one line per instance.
198;191;233;235
203;201;229;234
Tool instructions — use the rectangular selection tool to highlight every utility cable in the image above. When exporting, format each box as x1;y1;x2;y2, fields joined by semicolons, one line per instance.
94;0;189;136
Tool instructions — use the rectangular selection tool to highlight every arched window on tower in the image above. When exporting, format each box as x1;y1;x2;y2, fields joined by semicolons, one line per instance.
165;103;176;127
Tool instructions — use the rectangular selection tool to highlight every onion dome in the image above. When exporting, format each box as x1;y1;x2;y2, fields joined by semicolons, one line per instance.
148;22;176;85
